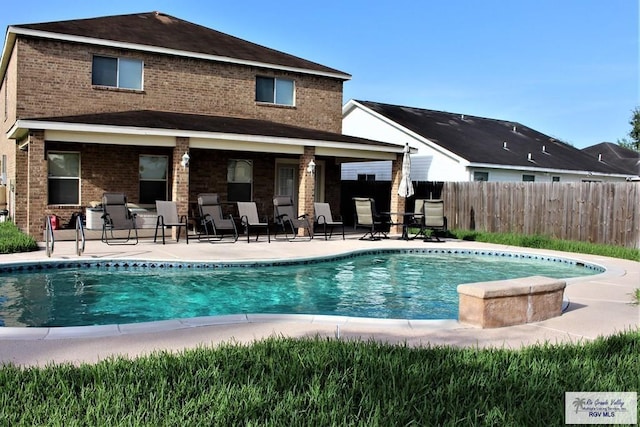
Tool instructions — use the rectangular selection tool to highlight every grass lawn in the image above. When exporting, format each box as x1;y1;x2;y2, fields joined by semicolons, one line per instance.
0;331;638;425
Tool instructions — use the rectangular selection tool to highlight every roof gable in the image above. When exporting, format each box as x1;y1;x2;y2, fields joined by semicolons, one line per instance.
9;12;350;79
582;142;640;176
353;100;626;175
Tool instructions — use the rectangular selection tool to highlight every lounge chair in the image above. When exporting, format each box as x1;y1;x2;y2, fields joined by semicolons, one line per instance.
237;201;270;243
273;196;313;240
352;197;390;240
413;199;447;242
101;192;138;245
314;202;344;240
197;193;238;242
154;200;189;244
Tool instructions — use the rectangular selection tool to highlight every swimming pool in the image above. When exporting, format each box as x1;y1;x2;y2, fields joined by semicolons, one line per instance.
0;249;602;327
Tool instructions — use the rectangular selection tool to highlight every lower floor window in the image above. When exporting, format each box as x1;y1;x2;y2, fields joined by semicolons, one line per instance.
474;171;489;181
357;174;375;182
139;155;168;204
227;159;253;202
48;152;80;205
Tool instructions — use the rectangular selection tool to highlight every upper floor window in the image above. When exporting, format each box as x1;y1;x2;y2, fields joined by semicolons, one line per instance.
92;56;143;90
256;76;294;106
3;80;7;121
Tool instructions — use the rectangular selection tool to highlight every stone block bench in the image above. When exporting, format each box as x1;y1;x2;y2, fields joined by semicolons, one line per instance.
457;276;566;328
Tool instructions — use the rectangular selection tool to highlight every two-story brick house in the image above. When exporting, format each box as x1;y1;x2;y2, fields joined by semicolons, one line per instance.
0;11;406;239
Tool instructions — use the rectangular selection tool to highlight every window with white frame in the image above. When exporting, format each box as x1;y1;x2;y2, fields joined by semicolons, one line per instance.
3;80;7;121
1;154;6;185
522;174;535;182
48;152;80;205
227;159;253;202
139;155;168;204
92;56;143;90
474;171;489;181
256;76;294;106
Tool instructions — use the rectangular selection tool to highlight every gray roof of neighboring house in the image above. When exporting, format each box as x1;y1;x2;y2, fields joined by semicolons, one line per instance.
19;110;399;150
10;11;349;79
354;100;628;175
582;142;640;176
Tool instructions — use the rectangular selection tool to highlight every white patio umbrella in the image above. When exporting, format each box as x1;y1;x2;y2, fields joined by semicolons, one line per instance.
398;143;414;198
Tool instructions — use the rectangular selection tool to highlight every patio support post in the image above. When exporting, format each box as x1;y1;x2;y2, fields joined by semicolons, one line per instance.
390;152;406;235
171;137;190;240
25;130;47;239
298;146;316;237
13;136;29;234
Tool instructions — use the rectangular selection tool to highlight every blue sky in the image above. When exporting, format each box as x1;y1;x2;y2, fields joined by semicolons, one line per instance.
1;1;637;148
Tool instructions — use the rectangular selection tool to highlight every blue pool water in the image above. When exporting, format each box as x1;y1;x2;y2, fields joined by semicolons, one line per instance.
0;251;601;327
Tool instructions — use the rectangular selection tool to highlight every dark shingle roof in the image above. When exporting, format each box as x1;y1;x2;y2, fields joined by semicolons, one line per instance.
31;110;397;149
13;12;349;78
582;142;640;176
356;100;627;175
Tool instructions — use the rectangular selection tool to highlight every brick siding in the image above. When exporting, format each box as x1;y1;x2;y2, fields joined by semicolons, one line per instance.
3;34;352;237
15;38;344;133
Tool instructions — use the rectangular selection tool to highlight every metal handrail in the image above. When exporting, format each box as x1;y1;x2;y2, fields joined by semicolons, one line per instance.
45;215;54;257
75;214;85;256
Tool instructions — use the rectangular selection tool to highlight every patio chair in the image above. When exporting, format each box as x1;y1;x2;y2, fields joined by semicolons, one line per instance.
101;192;138;245
422;199;447;241
314;202;344;240
197;193;238;242
237;201;270;243
406;198;427;239
154;200;189;244
415;199;447;242
352;197;390;240
273;196;313;240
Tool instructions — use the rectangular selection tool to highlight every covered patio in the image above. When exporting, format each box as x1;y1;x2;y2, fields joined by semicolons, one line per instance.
8;110;411;240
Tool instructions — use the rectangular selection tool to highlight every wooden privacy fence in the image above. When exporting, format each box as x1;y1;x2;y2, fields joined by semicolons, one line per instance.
441;182;640;249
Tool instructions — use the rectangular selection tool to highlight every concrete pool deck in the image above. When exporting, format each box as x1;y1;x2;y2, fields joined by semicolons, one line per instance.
0;234;638;367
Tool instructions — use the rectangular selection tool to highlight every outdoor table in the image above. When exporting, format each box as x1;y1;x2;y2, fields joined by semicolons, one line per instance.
380;212;414;240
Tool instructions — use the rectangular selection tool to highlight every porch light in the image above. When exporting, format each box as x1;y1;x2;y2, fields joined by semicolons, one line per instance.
306;159;316;175
181;152;190;168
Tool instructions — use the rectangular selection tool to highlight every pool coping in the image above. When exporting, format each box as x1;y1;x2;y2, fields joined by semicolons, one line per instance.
0;244;623;340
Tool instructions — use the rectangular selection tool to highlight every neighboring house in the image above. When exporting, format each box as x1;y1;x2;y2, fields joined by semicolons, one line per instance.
342;100;632;183
0;12;406;238
582;142;640;180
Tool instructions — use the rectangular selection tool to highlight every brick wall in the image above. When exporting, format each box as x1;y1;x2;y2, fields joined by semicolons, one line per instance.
188;148;280;217
15;38;344;133
17;139;349;237
26;130;46;236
